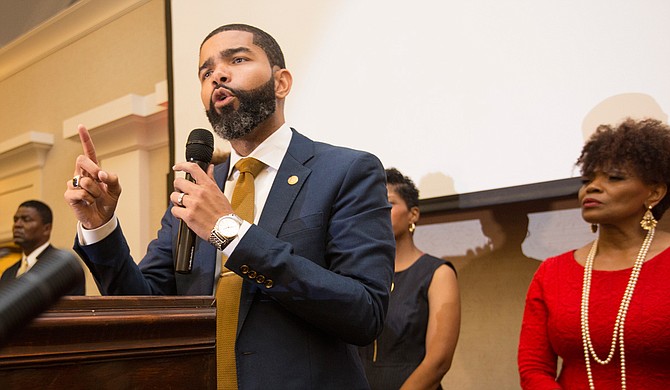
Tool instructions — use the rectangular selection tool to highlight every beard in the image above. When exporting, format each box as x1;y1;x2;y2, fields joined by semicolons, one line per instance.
206;77;277;140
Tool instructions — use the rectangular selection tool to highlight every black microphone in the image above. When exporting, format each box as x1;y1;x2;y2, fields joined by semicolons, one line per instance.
0;250;84;346
175;128;214;274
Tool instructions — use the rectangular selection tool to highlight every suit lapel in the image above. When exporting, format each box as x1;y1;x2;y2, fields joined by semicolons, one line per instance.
36;245;54;259
257;136;312;235
237;129;314;333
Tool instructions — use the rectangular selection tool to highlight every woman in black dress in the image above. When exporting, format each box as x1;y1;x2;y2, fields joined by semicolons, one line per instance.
359;168;460;389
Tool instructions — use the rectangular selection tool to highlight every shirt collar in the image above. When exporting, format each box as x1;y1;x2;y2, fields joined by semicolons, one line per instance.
25;241;50;267
228;123;292;177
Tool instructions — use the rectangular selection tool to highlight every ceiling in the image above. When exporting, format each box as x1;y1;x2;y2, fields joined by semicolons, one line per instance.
0;0;80;49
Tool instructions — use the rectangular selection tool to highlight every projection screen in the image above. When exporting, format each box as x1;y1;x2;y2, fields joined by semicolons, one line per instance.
169;0;670;200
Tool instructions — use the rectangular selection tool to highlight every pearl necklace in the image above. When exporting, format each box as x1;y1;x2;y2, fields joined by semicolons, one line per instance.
580;227;655;390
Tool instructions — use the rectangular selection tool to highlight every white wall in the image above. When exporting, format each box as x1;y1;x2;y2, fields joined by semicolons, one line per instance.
170;0;670;198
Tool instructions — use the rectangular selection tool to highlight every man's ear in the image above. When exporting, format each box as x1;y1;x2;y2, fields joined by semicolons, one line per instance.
42;222;53;239
274;68;292;99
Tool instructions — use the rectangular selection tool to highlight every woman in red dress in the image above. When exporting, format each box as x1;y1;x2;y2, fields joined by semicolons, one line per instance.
518;118;670;389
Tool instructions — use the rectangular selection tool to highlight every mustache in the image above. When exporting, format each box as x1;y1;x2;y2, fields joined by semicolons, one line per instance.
213;82;237;93
209;83;247;105
210;78;275;106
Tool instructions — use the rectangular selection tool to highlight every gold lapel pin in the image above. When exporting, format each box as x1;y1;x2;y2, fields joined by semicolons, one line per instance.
287;175;299;185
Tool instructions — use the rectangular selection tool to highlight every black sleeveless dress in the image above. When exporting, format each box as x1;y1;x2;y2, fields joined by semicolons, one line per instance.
358;254;455;390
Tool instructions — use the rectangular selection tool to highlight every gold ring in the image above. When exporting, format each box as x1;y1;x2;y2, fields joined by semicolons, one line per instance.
72;175;81;188
177;192;186;207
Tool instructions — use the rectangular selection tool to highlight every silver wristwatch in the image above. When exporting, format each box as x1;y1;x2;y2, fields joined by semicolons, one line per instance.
209;213;243;250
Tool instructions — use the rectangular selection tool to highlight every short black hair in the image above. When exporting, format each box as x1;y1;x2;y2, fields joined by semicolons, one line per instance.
201;23;286;69
385;168;419;209
577;118;670;220
19;200;53;225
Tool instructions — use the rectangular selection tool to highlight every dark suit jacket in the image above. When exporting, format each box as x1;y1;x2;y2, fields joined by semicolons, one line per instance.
74;129;395;389
0;245;86;296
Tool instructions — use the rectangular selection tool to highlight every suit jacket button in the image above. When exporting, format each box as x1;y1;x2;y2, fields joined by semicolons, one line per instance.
248;270;257;279
240;265;249;274
255;275;265;283
264;279;273;289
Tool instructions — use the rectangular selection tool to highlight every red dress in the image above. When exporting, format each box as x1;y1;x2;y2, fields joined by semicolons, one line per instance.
518;248;670;389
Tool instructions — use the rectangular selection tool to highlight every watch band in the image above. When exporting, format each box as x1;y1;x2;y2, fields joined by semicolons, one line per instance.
208;229;231;251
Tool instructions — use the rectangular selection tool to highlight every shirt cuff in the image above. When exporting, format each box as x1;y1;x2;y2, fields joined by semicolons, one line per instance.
77;216;119;246
221;220;252;257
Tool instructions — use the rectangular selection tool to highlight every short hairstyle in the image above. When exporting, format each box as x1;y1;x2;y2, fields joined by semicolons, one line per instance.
386;168;420;210
19;200;53;225
201;23;286;69
576;118;670;220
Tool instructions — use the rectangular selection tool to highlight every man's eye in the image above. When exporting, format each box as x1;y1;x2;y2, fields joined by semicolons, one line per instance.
609;175;624;181
200;70;212;81
580;177;592;185
232;57;247;64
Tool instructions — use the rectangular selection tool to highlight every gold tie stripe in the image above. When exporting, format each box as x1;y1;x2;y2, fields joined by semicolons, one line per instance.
216;157;265;390
16;256;29;277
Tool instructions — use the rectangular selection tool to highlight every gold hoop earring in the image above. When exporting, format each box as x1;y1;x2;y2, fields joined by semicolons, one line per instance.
409;223;416;233
591;224;598;234
640;205;658;231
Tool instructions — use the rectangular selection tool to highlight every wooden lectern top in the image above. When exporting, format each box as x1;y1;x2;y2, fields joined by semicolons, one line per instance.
0;296;217;389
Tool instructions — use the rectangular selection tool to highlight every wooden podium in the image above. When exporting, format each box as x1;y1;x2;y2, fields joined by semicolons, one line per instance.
0;296;216;389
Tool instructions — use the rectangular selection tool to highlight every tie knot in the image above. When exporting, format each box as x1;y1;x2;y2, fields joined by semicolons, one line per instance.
235;157;265;178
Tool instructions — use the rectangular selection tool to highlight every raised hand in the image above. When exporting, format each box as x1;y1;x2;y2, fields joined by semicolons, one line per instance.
64;124;122;229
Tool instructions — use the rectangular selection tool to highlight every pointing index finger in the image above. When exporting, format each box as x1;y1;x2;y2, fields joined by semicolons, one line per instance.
78;124;99;165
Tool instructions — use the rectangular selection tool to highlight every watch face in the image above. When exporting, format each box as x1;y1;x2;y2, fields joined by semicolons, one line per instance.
217;216;241;238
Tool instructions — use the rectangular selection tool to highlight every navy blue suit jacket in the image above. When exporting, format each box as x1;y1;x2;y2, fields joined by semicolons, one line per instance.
74;129;395;389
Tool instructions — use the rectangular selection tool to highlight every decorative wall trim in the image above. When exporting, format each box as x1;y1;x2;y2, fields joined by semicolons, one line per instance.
0;0;150;82
62;81;168;157
0;132;54;180
0;170;42;242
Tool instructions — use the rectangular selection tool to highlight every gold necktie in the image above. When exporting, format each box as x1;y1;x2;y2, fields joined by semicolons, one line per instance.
16;256;29;277
216;157;265;390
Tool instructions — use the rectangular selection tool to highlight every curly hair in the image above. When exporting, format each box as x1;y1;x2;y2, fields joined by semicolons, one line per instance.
576;118;670;220
385;168;419;210
201;24;286;69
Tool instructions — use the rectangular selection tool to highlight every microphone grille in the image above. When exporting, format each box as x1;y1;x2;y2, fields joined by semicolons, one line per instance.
185;129;214;163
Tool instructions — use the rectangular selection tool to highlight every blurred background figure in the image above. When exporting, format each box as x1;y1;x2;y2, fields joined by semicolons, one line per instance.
359;168;460;390
0;200;85;295
519;118;670;389
443;203;539;388
581;93;668;141
466;205;540;262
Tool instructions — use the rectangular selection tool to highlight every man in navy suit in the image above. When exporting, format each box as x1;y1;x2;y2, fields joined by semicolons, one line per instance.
0;200;85;295
64;24;394;388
